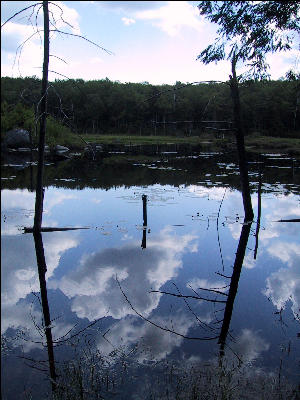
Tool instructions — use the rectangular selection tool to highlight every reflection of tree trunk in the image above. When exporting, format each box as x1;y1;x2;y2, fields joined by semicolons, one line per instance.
218;221;252;358
141;195;147;249
254;162;263;259
33;230;57;391
33;0;49;231
230;56;254;221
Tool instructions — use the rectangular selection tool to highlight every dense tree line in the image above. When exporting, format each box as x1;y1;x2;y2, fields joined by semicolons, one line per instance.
1;76;299;138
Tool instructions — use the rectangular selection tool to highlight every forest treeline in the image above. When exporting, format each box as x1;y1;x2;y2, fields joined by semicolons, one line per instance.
1;76;299;138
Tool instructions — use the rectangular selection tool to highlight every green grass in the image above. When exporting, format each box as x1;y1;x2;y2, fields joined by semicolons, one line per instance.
82;134;215;145
245;135;300;156
50;131;300;158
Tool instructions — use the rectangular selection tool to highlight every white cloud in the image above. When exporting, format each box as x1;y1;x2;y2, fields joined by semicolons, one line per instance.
187;278;227;292
96;1;167;12
1;232;79;309
1;188;78;234
121;17;135;26
1;300;75;352
267;241;300;267
50;228;198;321
96;312;196;362
231;329;270;364
49;1;81;34
243;251;257;269
264;241;300;318
135;1;203;37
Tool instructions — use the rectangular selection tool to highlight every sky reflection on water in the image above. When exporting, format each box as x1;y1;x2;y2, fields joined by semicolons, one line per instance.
1;155;300;398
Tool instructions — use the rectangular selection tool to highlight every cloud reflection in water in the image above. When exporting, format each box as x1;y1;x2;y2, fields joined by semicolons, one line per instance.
50;227;198;321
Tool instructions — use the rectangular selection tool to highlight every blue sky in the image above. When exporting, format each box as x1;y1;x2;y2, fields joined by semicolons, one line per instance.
1;1;299;84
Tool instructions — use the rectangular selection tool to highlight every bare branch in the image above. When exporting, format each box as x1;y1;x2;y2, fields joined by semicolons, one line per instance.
49;29;114;55
1;3;43;28
49;54;68;64
48;1;76;30
12;29;44;76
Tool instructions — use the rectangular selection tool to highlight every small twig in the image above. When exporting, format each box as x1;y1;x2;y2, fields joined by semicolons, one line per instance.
215;272;231;279
49;54;68;64
217;188;227;271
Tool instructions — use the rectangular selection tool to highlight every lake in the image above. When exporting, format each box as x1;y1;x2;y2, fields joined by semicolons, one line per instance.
1;148;300;399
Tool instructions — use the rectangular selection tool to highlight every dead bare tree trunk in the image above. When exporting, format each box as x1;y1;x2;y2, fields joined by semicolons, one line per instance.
230;55;254;221
33;0;49;231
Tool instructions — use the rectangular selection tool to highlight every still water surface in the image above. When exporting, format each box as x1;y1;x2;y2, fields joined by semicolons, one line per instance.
1;151;300;399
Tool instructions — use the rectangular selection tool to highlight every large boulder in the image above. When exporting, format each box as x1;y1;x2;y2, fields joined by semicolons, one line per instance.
5;128;31;148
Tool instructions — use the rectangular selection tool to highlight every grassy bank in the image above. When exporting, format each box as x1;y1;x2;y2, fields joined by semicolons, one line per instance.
244;135;300;156
69;133;300;157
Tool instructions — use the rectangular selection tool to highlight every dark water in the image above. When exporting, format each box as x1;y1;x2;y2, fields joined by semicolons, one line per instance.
1;150;300;399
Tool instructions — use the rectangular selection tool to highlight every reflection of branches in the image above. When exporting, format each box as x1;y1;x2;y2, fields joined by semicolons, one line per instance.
150;290;226;304
116;276;219;341
254;161;263;259
217;188;227;270
172;282;219;332
188;284;229;297
52;318;103;347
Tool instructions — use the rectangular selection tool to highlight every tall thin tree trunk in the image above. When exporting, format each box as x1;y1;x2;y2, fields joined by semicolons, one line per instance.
34;0;49;231
230;55;254;221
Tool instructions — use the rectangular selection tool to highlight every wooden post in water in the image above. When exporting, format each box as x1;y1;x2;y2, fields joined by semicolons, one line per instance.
141;195;147;249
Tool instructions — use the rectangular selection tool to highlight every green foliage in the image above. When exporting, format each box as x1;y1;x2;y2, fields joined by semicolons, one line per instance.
1;99;81;148
45;115;78;147
1;76;299;139
1;101;35;135
197;1;300;79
